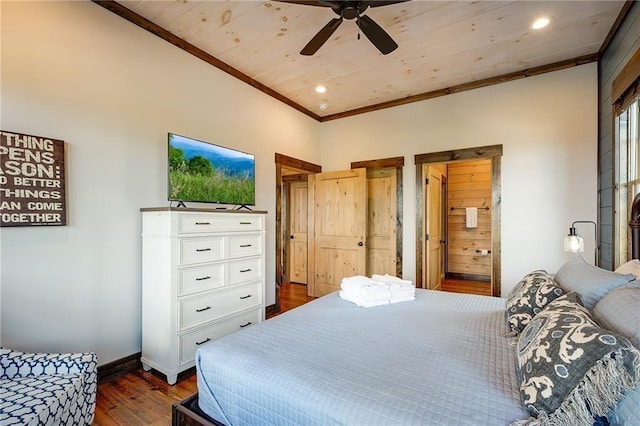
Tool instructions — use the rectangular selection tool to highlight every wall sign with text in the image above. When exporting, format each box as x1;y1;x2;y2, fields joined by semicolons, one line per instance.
0;130;67;227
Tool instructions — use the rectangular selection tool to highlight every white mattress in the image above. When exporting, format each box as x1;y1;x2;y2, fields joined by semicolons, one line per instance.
196;289;527;425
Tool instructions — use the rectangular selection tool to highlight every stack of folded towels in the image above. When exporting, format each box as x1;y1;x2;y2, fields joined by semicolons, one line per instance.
339;274;416;307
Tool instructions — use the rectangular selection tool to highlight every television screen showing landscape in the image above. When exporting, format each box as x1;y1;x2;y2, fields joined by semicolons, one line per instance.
168;133;255;205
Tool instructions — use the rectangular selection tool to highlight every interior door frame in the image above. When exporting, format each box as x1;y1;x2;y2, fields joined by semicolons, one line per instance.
415;145;503;296
275;153;321;315
351;156;404;278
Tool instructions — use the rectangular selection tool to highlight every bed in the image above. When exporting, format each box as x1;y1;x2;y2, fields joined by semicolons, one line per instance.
195;289;526;425
172;258;640;426
174;193;640;426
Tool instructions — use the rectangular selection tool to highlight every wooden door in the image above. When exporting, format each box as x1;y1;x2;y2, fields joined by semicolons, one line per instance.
312;168;367;297
425;165;445;290
287;180;308;284
366;168;397;276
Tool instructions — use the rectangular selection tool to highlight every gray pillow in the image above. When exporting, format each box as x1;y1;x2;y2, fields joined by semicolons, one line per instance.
592;286;640;426
592;286;640;349
553;255;636;310
516;292;640;424
506;270;565;334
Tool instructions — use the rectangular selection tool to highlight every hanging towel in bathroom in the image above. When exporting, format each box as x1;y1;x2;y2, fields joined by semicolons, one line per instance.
465;207;478;228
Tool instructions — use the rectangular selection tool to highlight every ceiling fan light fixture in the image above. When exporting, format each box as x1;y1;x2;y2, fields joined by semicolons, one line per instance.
281;0;407;56
532;16;551;30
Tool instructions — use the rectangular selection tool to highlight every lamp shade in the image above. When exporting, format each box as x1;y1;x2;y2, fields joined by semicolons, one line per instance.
563;221;598;265
564;234;584;252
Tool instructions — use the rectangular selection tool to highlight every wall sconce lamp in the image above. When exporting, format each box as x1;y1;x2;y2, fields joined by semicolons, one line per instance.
563;220;599;266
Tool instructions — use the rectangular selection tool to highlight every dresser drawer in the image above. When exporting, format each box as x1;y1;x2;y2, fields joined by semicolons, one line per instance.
228;234;262;259
179;308;261;365
179;281;262;331
179;237;224;265
179;263;225;296
178;214;263;233
228;257;262;285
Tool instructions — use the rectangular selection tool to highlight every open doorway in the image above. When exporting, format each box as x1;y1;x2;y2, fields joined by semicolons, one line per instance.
274;154;405;313
415;145;502;297
274;153;321;316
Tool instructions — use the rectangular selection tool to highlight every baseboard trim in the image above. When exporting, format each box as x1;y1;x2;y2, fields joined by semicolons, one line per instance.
97;352;141;384
265;303;277;318
446;272;491;283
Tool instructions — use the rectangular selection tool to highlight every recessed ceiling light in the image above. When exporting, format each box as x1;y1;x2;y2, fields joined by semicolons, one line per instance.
532;17;551;30
319;103;328;111
315;85;327;94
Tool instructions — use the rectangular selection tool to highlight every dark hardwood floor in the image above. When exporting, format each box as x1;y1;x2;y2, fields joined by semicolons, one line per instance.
440;278;492;296
271;282;316;317
94;280;487;424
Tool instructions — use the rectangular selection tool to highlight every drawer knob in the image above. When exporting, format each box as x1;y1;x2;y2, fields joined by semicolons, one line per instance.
240;322;252;328
196;248;212;252
196;306;212;312
196;338;211;346
240;268;252;273
240;244;252;248
195;222;211;225
195;276;211;281
240;294;252;300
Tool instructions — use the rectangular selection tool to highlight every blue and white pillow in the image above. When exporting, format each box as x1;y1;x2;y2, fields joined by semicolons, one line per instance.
515;293;640;425
506;270;566;334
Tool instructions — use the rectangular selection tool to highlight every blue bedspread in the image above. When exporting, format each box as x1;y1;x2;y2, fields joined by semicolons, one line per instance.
196;289;526;425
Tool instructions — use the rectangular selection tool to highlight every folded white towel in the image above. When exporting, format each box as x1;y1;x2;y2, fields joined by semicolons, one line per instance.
340;291;390;308
340;279;389;294
340;286;390;301
340;274;415;307
371;274;413;288
341;276;387;293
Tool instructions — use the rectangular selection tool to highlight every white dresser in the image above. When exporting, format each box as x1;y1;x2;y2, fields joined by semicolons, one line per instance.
140;207;267;384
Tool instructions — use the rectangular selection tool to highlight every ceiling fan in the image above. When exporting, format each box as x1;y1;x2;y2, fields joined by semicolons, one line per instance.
277;1;409;56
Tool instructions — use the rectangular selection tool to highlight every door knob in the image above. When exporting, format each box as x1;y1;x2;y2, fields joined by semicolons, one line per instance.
358;241;364;247
289;235;294;240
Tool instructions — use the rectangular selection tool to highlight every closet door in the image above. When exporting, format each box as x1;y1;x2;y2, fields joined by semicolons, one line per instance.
312;168;367;297
287;180;308;284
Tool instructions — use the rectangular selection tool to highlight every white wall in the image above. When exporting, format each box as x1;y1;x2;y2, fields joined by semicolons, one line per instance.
318;64;598;296
1;1;598;365
0;1;319;363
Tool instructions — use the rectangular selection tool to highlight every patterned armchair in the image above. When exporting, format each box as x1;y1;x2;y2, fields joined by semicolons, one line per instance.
0;348;97;425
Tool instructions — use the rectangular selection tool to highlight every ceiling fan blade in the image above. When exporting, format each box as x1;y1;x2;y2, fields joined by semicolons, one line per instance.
356;14;398;54
368;0;411;8
300;17;343;56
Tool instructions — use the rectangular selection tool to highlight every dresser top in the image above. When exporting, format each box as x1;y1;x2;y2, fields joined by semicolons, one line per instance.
140;207;267;214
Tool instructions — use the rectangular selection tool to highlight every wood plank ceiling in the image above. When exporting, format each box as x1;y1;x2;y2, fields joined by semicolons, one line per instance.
107;1;626;121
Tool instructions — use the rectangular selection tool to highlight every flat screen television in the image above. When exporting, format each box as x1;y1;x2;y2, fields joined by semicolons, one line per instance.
168;133;255;207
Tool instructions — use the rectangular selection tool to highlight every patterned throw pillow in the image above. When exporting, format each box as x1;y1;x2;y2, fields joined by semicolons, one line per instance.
516;293;640;425
506;270;566;334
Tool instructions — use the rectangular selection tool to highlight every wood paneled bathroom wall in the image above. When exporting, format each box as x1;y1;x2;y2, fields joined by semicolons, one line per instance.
446;159;492;280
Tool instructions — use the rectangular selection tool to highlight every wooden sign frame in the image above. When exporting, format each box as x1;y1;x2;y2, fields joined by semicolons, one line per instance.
0;130;67;227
